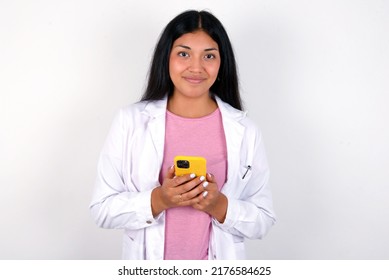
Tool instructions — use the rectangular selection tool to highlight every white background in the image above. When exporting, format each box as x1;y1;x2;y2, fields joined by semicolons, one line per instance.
1;0;388;259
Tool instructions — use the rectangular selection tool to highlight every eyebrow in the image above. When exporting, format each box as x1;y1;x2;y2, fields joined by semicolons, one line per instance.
175;44;219;52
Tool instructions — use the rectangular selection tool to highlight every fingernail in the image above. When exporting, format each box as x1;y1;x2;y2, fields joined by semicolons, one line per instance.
202;191;208;198
203;181;209;188
199;176;205;181
190;173;196;178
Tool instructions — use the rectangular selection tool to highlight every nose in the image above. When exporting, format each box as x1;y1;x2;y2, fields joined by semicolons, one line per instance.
188;56;203;73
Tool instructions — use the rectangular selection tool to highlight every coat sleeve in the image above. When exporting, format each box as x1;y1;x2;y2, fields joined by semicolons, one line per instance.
214;125;276;240
89;108;163;230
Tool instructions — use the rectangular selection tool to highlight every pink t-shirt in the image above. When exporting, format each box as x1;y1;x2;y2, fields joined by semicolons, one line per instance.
160;108;227;260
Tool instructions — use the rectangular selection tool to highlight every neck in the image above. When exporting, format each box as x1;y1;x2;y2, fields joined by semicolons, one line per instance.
167;94;218;118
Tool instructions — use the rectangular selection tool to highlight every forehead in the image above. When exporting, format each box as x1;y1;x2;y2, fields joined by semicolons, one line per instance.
173;30;219;49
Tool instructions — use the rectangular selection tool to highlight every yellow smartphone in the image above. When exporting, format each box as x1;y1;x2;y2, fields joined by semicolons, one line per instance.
174;156;207;177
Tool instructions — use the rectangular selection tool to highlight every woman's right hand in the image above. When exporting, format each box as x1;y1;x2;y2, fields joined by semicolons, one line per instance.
151;165;206;216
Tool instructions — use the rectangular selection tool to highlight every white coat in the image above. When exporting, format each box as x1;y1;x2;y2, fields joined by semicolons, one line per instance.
90;96;276;259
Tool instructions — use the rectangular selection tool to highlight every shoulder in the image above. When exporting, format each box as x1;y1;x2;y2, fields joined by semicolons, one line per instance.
117;99;167;121
119;100;149;116
217;98;259;130
216;98;264;148
105;101;152;134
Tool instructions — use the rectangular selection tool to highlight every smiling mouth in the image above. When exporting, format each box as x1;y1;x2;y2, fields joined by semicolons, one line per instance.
183;76;206;84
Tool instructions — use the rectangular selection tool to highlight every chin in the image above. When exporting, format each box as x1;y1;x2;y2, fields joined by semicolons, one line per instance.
175;88;211;99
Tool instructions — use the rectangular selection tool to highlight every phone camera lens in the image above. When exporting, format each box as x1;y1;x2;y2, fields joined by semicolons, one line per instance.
177;160;190;169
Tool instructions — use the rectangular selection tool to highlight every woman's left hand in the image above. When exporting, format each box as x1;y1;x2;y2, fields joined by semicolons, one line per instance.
191;173;228;223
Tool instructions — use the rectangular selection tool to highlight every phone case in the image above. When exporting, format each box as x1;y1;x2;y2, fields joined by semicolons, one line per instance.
174;156;207;177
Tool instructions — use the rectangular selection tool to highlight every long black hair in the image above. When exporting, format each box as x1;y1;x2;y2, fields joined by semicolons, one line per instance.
141;10;242;110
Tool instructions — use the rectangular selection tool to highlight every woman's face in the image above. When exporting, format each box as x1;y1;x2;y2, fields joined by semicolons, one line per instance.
169;30;221;100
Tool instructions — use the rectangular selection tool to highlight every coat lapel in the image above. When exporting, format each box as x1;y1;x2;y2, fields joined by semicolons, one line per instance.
215;97;246;196
142;98;168;172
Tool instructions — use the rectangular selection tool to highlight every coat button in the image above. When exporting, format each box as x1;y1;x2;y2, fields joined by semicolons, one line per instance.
146;220;152;224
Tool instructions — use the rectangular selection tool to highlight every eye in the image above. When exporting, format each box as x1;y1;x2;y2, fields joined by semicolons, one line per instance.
204;53;216;60
178;51;189;57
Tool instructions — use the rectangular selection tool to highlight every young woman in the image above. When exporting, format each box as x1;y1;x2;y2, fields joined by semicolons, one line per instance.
90;10;275;260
